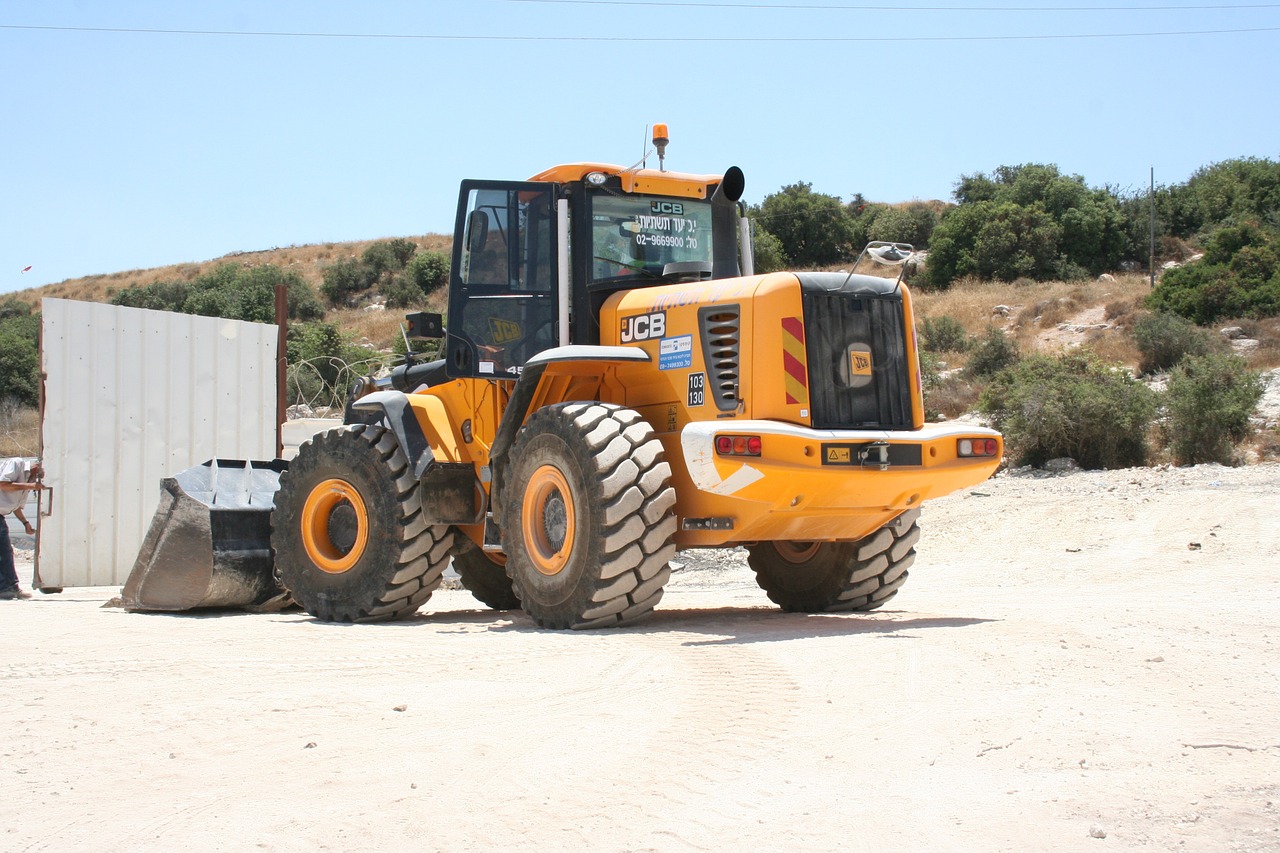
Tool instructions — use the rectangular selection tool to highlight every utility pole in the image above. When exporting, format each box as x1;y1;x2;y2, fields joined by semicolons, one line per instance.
1149;167;1156;289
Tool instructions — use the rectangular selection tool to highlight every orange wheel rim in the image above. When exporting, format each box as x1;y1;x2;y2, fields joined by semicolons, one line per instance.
300;478;369;574
522;465;575;576
774;541;821;564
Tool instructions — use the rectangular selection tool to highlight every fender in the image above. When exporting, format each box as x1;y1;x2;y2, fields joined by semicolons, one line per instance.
350;390;433;478
489;345;651;522
350;390;484;525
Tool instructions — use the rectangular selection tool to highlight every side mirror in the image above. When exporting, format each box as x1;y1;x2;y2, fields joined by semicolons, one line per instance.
467;210;490;254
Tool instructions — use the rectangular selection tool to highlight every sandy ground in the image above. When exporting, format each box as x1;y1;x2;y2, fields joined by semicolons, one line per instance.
2;463;1279;852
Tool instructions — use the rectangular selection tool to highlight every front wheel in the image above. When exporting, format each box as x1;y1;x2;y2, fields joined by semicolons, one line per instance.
501;403;677;629
747;509;921;613
271;425;454;622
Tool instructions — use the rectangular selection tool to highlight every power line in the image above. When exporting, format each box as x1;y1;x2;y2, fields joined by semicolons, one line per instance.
2;22;1278;42
505;0;1280;9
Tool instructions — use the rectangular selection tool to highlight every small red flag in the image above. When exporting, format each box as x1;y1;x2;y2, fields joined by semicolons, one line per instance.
21;265;32;273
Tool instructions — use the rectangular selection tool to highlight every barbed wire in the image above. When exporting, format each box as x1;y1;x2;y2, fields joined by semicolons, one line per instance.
285;354;393;415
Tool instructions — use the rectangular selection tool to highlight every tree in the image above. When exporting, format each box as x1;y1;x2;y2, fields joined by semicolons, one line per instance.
0;316;40;407
755;182;856;268
927;164;1126;288
867;203;940;249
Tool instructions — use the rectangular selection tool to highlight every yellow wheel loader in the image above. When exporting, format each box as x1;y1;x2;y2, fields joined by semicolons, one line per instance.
123;127;1002;628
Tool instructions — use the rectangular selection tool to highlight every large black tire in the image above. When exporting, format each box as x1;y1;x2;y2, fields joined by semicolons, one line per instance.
501;402;677;629
272;424;454;622
747;509;921;613
452;538;520;610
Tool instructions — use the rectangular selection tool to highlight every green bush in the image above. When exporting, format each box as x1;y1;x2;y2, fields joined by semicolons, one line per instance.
979;352;1158;469
406;250;450;295
285;321;382;407
320;258;369;307
111;264;324;322
921;315;970;354
1163;352;1265;465
381;276;426;309
1132;311;1220;374
1147;221;1280;323
965;327;1020;378
749;223;788;273
0;323;39;407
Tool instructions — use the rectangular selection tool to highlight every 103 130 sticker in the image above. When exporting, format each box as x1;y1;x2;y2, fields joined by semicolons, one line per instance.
687;372;706;406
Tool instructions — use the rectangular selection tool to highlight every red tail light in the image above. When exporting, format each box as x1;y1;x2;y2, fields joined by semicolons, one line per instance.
957;438;999;458
716;435;762;457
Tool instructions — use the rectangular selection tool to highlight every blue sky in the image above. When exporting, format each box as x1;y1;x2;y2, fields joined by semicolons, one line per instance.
3;0;1278;293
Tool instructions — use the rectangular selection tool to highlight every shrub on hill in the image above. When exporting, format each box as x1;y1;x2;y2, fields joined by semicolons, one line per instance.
921;315;969;354
965;327;1020;378
320;239;443;309
979;351;1158;469
1147;221;1280;324
111;263;323;323
406;250;450;296
1162;352;1265;465
1131;311;1223;375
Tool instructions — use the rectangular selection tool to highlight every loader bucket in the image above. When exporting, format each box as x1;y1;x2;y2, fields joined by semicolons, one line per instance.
120;459;292;612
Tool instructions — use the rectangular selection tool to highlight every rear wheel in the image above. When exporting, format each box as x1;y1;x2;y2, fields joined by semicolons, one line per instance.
272;425;454;622
747;509;921;612
501;403;677;629
452;538;520;610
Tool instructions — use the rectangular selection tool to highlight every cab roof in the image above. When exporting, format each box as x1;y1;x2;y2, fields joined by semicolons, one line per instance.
527;162;725;200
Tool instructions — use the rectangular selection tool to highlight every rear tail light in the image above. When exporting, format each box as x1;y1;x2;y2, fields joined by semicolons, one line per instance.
715;435;762;457
957;438;999;458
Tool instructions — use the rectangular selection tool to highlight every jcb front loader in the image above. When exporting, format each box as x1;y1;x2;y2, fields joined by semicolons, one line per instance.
122;127;1002;628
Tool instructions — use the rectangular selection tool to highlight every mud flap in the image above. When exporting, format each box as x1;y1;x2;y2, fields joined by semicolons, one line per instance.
120;459;292;612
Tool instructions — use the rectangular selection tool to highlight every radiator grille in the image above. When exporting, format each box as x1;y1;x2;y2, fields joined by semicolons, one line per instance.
802;289;913;429
698;304;741;412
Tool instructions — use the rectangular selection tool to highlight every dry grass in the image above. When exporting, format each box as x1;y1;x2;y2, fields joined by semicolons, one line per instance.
912;274;1156;370
0;404;40;457
332;287;450;351
8;233;454;311
925;375;982;420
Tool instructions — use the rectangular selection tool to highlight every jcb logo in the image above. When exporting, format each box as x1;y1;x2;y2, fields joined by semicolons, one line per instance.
650;201;683;215
489;318;522;344
850;351;872;375
620;311;666;343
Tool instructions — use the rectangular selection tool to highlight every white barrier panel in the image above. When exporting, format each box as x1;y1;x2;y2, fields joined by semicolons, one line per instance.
39;299;277;587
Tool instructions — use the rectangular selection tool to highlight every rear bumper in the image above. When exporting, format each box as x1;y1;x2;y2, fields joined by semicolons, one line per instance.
674;420;1001;545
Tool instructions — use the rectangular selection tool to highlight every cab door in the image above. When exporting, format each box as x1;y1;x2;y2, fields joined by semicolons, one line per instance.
447;181;560;378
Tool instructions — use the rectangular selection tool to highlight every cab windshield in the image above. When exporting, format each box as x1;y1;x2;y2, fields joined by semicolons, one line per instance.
589;193;714;285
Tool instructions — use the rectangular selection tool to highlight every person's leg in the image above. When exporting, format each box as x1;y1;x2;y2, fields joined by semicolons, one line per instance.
0;519;18;590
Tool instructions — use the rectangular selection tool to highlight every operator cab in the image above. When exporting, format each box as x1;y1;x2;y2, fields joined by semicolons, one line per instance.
444;130;746;380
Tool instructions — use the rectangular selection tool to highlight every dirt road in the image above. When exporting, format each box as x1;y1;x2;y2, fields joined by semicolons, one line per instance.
3;463;1278;851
